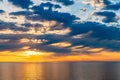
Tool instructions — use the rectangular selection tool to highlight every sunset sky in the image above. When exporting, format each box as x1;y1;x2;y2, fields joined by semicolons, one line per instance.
0;0;120;62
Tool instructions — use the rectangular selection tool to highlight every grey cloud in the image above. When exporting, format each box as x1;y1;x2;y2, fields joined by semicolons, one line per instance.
0;21;29;32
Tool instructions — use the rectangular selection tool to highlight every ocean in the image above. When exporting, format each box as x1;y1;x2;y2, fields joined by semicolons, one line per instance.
0;62;120;80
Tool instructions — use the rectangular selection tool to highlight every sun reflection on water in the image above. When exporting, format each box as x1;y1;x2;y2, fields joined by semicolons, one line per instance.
23;63;43;80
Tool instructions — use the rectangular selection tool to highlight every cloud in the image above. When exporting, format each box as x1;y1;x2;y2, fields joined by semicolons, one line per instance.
70;37;120;52
83;0;111;7
94;11;117;23
51;0;74;6
38;2;62;9
10;11;33;16
67;21;120;52
0;21;120;53
10;2;78;25
21;23;43;32
0;21;29;32
33;34;71;53
32;44;71;53
31;2;79;25
103;0;111;5
0;43;23;51
0;34;37;51
25;15;42;21
69;22;120;40
0;10;5;13
21;23;42;28
35;27;120;52
0;34;23;51
0;34;36;41
1;0;120;54
104;3;120;10
38;32;120;52
8;0;33;9
36;34;67;45
0;34;71;53
82;0;119;23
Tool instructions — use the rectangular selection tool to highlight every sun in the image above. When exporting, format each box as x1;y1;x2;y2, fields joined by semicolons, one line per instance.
25;50;44;57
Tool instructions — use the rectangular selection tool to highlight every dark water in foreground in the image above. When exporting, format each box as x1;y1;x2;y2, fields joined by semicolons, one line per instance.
0;62;120;80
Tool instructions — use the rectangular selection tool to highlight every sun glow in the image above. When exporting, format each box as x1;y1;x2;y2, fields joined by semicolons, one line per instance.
25;50;44;56
0;50;120;62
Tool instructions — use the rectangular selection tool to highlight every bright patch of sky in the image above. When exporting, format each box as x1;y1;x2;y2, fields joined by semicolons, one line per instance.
0;0;24;13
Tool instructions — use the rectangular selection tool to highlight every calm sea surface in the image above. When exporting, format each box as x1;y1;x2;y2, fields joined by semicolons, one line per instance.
0;62;120;80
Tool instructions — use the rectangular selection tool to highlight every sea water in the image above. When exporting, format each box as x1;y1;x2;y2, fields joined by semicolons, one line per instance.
0;62;120;80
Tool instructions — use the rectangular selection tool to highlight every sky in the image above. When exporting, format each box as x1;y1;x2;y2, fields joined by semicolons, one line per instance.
0;0;120;62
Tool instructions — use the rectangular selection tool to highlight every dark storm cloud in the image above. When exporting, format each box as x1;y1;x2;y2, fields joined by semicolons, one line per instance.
31;2;79;25
104;3;120;10
0;10;5;13
94;11;117;23
0;21;29;31
8;0;33;9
